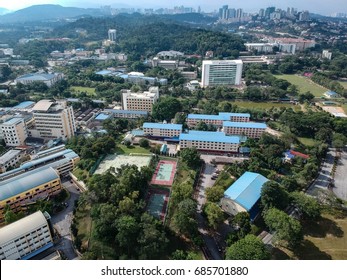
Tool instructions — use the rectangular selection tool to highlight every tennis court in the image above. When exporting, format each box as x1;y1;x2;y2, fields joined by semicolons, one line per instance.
146;188;170;221
150;160;177;186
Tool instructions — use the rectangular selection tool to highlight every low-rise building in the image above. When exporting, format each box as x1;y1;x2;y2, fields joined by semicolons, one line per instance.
179;131;241;153
221;171;269;219
0;118;27;147
0;167;62;221
0;149;26;173
143;123;183;138
324;90;339;99
223;121;267;138
0;211;54;260
121;87;159;112
15;73;63;87
103;109;148;119
187;112;250;128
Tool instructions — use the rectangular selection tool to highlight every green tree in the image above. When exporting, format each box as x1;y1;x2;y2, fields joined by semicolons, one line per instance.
180;147;201;170
152;97;182;121
225;234;270;260
263;208;303;248
173;198;197;235
205;186;225;203
261;181;290;210
232;212;251;239
139;138;149;148
204;202;224;229
116;215;139;255
290;192;321;220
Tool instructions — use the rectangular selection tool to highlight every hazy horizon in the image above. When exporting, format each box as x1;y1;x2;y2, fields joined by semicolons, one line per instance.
1;0;347;15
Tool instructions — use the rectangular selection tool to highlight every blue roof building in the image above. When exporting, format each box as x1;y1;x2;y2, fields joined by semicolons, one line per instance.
13;101;35;109
221;171;268;219
187;112;251;127
143;123;183;130
223;121;267;129
324;90;338;98
143;123;183;138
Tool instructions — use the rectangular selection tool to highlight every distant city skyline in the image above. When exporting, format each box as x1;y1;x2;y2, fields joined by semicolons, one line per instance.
1;0;347;15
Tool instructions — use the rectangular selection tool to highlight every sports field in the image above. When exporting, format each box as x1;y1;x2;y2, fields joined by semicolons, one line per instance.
275;74;327;97
150;160;177;186
233;101;300;110
70;86;96;96
95;154;152;174
146;188;170;221
339;81;347;89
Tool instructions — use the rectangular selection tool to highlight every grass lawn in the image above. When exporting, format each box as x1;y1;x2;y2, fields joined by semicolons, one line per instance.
74;204;93;252
70;86;96;96
115;144;151;155
72;167;90;181
298;137;318;147
233;101;300;111
339;81;347;89
275;74;327;97
342;104;347;114
213;171;234;190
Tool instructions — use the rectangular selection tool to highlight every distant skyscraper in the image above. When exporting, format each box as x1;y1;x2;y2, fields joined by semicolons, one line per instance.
228;8;236;18
198;6;201;13
236;8;243;18
108;29;117;42
259;9;265;17
265;7;275;18
299;10;310;21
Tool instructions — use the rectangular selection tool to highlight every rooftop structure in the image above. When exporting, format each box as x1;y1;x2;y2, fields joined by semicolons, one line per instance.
15;73;63;87
187;112;250;127
0;149;25;173
0;117;27;147
143;123;183;138
121;87;159;112
223;121;267;138
222;171;269;218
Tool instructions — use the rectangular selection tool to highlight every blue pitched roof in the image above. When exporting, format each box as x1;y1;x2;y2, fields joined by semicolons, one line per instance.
188;112;250;121
223;121;267;129
143;123;183;130
95;113;111;121
105;109;148;115
219;112;251;118
224;171;269;211
325;90;338;96
13;101;35;109
179;131;240;144
2;117;24;125
0;167;59;201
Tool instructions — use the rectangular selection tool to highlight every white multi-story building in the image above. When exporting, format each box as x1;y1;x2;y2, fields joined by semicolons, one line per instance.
179;131;241;153
187;112;250;128
201;60;243;87
0;149;26;173
0;118;27;147
121;87;159;112
108;29;117;42
32;100;76;140
143;123;183;138
0;211;54;260
223;121;267;138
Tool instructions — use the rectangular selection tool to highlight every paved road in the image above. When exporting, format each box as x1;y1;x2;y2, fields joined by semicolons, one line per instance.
307;148;335;197
332;150;347;201
51;180;80;260
196;161;222;260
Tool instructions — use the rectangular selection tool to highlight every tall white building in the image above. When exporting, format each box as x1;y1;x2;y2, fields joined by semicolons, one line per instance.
32;100;76;140
0;211;54;260
201;60;243;87
121;87;159;112
0;118;27;147
108;29;117;42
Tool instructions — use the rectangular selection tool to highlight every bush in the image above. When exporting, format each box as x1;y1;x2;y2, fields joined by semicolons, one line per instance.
139;138;149;148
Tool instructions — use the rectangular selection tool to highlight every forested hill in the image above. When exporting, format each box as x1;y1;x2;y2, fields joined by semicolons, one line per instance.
52;14;245;58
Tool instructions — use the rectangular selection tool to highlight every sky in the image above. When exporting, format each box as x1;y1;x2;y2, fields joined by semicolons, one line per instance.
0;0;346;15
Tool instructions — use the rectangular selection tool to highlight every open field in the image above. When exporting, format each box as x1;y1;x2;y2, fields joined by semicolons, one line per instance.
342;104;347;114
70;86;96;96
298;137;318;147
116;144;151;155
95;154;152;174
275;74;327;97
339;81;347;89
233;101;301;110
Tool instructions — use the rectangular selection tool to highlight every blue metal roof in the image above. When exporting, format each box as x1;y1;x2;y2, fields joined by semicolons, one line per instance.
131;129;145;136
13;101;35;109
17;73;56;81
187;114;223;121
219;112;250;118
223;121;267;129
143;123;183;130
2;117;24;125
325;90;338;96
95;113;111;121
224;171;269;211
0;167;59;201
179;131;240;144
95;70;113;75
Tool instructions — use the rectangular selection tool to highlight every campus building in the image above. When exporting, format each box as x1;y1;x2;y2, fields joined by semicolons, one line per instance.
15;73;63;87
179;131;241;153
32;100;76;140
201;60;243;87
0;149;26;173
143;123;183;138
221;171;269;219
0;146;80;181
108;29;117;42
103;109;148;119
0;118;27;147
0;167;62;222
121;87;159;112
223;121;267;138
0;211;54;260
187;112;250;128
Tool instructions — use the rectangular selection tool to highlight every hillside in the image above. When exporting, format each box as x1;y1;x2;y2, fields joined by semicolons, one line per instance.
0;4;105;23
0;7;9;15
